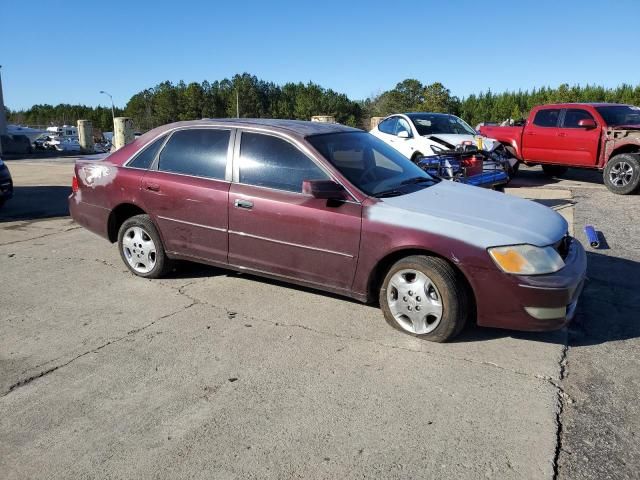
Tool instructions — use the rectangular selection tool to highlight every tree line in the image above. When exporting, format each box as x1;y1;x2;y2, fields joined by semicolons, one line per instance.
8;73;640;133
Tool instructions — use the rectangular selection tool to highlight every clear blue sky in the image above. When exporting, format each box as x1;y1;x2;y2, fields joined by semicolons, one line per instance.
2;0;638;110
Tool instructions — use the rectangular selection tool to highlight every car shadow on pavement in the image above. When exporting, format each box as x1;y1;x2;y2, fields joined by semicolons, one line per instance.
455;251;640;346
0;186;71;222
511;166;605;188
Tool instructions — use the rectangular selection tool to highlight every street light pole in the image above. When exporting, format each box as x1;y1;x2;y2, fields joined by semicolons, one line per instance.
99;90;115;126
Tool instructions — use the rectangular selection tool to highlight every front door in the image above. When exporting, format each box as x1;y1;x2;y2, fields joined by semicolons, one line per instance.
140;127;233;264
555;108;600;166
228;131;362;291
522;108;562;163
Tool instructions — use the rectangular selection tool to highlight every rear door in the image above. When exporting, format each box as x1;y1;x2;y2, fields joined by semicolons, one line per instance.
522;108;562;162
555;108;600;166
140;127;233;264
227;130;362;290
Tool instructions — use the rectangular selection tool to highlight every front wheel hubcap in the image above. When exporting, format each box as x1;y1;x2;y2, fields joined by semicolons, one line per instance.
122;226;157;274
387;269;443;334
609;161;633;186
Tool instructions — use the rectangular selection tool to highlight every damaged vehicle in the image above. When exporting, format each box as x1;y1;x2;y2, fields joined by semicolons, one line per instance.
370;112;516;189
479;103;640;194
70;119;586;342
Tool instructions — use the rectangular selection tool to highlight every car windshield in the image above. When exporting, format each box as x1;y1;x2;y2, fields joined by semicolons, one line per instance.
595;105;640;127
307;131;438;197
409;114;477;136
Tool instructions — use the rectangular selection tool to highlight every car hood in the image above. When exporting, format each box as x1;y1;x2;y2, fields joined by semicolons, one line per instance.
367;181;567;248
426;133;475;147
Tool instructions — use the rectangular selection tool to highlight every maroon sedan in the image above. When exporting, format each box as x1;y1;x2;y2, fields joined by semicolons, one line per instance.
70;119;586;342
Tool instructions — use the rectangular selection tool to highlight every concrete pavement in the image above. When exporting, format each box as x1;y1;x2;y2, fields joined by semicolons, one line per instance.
0;159;637;479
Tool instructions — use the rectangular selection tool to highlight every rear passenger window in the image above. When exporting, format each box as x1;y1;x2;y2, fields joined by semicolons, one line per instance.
563;109;595;128
158;129;230;179
128;135;167;169
533;109;560;127
378;117;398;135
238;132;329;192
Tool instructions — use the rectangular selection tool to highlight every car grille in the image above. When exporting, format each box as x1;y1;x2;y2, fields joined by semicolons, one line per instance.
555;235;572;260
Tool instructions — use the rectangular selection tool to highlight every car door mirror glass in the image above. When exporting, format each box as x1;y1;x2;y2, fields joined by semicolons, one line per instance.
302;180;347;200
397;130;410;139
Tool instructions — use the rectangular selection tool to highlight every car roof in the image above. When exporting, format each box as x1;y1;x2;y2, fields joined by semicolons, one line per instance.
536;102;632;108
146;118;360;138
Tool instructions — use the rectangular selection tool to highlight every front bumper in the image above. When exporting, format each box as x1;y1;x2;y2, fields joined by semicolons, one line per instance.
0;165;13;201
472;238;587;331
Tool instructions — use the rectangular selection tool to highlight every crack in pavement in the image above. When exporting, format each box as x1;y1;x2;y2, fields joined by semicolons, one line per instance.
0;226;82;246
1;302;196;398
552;340;569;480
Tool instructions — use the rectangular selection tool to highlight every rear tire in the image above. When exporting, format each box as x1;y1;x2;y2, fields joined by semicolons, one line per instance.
379;255;469;342
117;214;169;278
542;165;568;177
603;153;640;195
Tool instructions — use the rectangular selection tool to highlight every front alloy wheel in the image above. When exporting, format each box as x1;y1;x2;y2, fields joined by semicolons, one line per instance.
603;153;640;195
380;255;469;342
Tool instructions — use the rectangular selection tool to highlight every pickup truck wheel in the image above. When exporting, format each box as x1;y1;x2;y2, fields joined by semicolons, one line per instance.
603;153;640;195
118;214;169;278
542;165;568;177
380;255;469;342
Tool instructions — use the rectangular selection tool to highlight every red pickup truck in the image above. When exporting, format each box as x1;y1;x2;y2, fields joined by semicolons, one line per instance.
479;103;640;194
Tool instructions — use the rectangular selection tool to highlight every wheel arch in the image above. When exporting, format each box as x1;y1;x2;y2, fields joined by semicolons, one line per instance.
366;248;477;316
107;203;148;243
608;143;640;161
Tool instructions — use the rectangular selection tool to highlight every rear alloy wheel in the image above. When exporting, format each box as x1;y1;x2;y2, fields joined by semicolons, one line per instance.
380;255;469;342
542;165;568;177
118;214;168;278
603;153;640;195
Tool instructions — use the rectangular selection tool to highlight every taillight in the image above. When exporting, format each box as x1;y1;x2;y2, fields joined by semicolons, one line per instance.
72;174;79;193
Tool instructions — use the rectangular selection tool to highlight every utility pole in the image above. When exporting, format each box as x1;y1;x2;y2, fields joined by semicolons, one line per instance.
0;65;6;155
99;90;116;127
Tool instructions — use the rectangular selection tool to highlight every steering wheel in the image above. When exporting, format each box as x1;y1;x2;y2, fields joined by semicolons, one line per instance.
358;165;377;184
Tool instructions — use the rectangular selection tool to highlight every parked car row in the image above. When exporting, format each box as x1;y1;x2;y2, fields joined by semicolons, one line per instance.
70;119;587;342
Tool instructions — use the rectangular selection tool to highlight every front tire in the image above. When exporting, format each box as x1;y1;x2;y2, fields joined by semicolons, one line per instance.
117;214;169;278
603;153;640;195
379;255;469;342
542;165;568;177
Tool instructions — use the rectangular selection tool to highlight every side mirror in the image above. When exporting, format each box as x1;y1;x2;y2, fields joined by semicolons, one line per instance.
397;130;411;139
302;179;347;200
578;118;597;129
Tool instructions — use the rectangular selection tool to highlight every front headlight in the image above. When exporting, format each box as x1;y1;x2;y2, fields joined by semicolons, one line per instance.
488;244;564;275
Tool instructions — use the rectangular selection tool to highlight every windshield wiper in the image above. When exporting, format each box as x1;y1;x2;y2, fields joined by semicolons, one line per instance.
374;189;406;198
400;176;436;186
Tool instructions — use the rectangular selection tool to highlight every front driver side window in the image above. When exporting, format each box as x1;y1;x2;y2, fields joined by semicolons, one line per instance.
396;118;412;136
378;117;398;135
238;132;329;193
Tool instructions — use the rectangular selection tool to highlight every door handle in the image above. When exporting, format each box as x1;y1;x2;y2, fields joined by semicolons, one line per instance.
558;132;567;137
234;199;254;209
526;131;535;136
145;182;160;192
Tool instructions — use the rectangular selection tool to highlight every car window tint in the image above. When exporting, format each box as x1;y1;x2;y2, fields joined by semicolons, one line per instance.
533;109;560;127
378;117;398;134
158;129;229;179
239;132;329;192
563;109;595;128
129;134;167;169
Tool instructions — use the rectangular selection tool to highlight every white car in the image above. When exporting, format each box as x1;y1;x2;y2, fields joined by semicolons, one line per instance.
370;112;504;161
